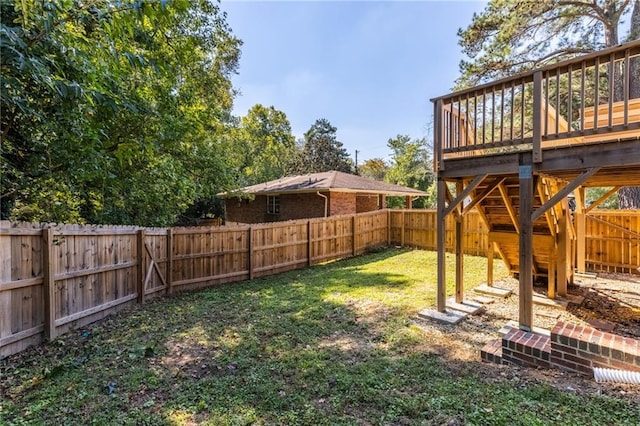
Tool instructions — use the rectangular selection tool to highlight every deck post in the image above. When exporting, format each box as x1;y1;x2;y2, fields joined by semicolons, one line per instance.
436;177;447;312
455;181;464;304
434;99;444;172
574;187;586;274
487;242;494;286
518;154;534;331
532;71;543;163
557;206;569;297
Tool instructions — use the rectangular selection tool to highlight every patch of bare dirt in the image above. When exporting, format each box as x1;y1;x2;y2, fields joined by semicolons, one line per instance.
414;272;640;403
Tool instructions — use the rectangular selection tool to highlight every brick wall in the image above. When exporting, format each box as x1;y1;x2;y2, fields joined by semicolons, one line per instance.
482;321;640;376
501;328;551;369
550;322;640;375
280;193;326;220
329;192;356;216
356;194;381;213
226;192;385;224
226;193;327;223
225;195;269;224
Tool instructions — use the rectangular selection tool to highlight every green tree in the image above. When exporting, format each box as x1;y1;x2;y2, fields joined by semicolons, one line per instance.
1;0;241;225
457;0;640;208
232;104;297;186
359;158;389;181
296;119;353;174
457;0;639;87
385;135;434;208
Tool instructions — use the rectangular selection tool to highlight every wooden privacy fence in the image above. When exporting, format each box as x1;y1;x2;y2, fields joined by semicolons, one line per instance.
1;209;638;357
0;211;388;357
389;209;490;256
584;210;640;274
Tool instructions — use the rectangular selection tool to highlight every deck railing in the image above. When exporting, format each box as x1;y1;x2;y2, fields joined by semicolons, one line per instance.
432;41;640;170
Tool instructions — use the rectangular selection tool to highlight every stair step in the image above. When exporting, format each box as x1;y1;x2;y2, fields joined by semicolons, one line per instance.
470;295;495;305
499;320;551;337
533;294;568;310
480;339;503;364
417;308;467;325
474;285;512;298
446;298;485;315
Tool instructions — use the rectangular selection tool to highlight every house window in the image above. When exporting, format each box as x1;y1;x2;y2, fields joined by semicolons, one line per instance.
267;195;280;214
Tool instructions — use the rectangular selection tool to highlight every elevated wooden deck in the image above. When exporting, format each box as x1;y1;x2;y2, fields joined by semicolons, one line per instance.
432;41;640;331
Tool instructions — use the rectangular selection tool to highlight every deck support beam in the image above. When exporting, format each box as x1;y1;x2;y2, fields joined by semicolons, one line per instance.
519;155;534;331
436;178;447;312
455;181;464;304
574;187;586;274
556;200;570;296
444;174;488;217
532;168;599;222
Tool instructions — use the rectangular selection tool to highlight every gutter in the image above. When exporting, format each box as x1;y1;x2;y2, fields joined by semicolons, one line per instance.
317;191;328;217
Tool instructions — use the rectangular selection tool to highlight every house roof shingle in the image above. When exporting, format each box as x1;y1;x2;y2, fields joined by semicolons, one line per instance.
224;171;428;197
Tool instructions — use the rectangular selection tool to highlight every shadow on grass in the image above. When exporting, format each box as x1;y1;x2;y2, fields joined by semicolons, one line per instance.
1;248;638;425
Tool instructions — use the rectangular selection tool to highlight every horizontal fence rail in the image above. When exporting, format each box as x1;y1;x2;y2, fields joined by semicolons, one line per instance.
1;209;638;357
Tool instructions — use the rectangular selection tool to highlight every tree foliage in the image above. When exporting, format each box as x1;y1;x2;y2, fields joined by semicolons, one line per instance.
1;0;241;225
384;135;434;208
457;0;639;88
295;118;353;174
359;158;389;181
230;104;296;186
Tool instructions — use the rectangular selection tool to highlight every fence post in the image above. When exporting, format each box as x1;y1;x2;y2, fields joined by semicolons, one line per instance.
166;228;173;294
42;226;57;341
137;229;146;303
387;209;391;246
352;215;357;256
248;227;254;280
307;220;312;266
401;210;405;247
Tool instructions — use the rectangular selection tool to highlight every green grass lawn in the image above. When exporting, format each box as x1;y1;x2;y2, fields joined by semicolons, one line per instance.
1;248;638;425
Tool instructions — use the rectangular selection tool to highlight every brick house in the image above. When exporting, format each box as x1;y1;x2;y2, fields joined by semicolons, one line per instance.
222;171;427;224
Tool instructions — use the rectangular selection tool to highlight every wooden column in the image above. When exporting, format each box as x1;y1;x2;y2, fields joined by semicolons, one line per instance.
137;229;146;304
455;181;464;303
574;187;586;274
548;244;556;299
532;71;543;163
518;159;534;331
556;210;569;297
437;178;447;312
42;227;57;341
434;99;444;172
406;196;412;209
487;242;494;286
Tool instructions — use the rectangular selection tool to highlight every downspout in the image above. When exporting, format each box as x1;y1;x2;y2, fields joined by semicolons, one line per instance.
593;367;640;384
317;191;328;217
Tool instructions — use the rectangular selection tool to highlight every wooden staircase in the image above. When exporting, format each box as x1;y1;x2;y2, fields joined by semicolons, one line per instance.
470;175;574;296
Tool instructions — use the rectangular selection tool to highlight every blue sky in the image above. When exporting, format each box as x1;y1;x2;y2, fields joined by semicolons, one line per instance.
221;1;487;162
